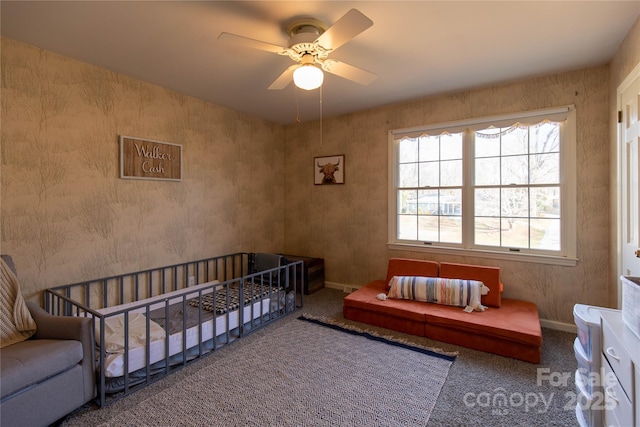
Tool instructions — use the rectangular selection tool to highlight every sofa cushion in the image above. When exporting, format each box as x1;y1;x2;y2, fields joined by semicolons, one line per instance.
439;262;503;308
345;281;432;323
0;339;83;399
385;258;439;291
343;280;430;337
388;276;488;311
422;298;542;346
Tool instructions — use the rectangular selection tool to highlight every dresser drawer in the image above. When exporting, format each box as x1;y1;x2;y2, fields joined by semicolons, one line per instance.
602;357;633;427
602;317;633;397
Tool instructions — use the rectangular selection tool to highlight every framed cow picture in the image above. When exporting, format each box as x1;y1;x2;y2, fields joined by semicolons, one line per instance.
314;155;345;185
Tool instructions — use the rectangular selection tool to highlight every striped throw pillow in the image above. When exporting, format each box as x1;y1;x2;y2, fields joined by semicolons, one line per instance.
387;276;489;312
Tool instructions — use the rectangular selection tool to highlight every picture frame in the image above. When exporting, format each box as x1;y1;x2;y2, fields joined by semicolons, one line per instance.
314;155;345;185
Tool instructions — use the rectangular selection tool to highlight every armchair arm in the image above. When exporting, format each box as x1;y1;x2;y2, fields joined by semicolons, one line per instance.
25;301;96;401
27;301;92;343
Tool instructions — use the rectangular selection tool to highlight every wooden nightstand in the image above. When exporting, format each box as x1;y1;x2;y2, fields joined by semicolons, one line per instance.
280;254;325;295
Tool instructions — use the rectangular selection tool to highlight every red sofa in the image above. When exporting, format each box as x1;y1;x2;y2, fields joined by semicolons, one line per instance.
343;258;542;363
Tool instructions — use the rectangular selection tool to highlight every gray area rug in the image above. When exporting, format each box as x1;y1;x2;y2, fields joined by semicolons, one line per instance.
62;313;453;427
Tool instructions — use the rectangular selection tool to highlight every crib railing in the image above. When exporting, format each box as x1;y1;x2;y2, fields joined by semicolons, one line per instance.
44;252;304;406
45;253;255;314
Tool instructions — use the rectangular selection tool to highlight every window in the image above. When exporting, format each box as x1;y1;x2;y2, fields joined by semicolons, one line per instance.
389;106;577;266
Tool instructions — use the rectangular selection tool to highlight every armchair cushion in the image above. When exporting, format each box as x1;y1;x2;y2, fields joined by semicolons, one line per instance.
0;339;83;399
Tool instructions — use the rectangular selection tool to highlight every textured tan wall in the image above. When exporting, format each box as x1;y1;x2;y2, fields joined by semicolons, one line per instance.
283;66;610;324
1;37;284;301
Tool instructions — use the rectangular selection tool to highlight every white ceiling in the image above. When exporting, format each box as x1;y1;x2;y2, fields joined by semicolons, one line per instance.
2;1;639;125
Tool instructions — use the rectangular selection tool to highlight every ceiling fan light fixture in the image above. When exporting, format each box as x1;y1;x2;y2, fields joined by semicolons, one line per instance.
293;64;324;90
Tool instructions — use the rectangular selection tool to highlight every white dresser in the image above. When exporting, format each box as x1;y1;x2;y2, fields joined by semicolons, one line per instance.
600;310;640;427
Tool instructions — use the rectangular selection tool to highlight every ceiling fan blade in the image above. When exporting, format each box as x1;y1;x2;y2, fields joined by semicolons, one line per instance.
321;59;377;86
268;64;299;90
314;9;373;52
218;32;288;55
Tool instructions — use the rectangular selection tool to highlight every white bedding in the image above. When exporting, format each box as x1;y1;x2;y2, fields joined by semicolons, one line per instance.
94;280;270;377
100;312;166;354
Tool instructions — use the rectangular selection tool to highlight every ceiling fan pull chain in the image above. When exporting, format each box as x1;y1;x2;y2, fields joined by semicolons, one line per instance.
320;85;323;147
295;86;301;123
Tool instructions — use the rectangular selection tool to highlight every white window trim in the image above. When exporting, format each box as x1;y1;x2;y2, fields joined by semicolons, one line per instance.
387;106;578;267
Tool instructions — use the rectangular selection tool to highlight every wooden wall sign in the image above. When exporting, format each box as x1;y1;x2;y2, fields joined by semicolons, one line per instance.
120;136;182;181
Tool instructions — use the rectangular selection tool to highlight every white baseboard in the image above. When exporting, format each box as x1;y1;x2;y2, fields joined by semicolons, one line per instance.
323;281;577;333
540;319;576;333
325;281;360;293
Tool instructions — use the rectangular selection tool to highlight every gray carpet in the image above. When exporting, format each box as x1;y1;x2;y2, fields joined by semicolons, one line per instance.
60;288;580;427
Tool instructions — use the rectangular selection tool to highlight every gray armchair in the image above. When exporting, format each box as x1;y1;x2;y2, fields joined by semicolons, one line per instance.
0;260;96;427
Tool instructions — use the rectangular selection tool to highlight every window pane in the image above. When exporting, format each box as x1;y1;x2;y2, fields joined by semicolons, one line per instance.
475;157;500;185
418;216;439;241
399;190;417;214
440;159;462;187
440;216;462;243
398;215;417;240
531;187;560;218
501;218;529;248
530;153;559;184
399;138;418;163
440;189;461;216
501;188;528;217
419;162;439;187
475;188;500;216
440;133;462;160
501;125;528;155
531;218;560;251
417;189;439;214
419;135;439;162
501;155;528;185
475;217;501;246
399;163;418;188
475;128;500;158
530;122;559;154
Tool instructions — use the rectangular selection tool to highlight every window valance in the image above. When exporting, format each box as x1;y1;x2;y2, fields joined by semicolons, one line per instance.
391;106;573;140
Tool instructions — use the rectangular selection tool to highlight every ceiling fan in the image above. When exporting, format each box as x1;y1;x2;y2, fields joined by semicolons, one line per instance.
218;9;377;91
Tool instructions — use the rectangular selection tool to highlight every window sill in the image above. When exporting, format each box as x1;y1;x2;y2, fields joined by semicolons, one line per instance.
387;243;578;267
